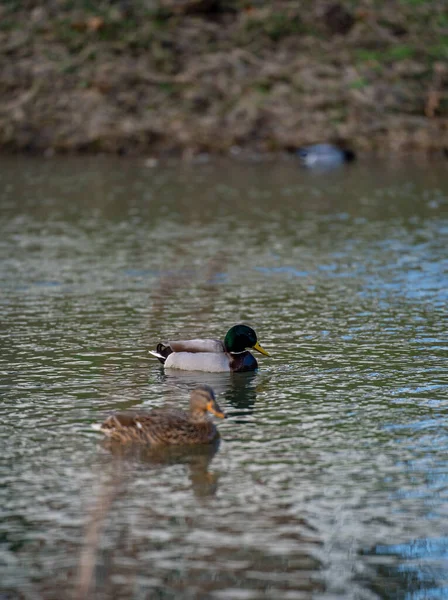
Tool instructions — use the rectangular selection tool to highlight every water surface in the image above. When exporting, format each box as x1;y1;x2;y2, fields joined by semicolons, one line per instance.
1;156;447;599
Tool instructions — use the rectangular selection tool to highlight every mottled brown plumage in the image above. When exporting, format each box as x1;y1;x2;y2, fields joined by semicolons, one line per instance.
96;385;225;446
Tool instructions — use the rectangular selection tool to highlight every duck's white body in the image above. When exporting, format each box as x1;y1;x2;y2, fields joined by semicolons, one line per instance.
149;325;269;373
165;351;231;372
149;338;231;372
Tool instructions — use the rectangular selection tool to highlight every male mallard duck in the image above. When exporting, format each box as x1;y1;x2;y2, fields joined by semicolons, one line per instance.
94;385;225;445
148;324;270;373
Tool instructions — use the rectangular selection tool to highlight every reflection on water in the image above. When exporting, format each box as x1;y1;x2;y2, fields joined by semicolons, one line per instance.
1;155;447;599
101;438;221;499
160;369;259;417
361;538;448;600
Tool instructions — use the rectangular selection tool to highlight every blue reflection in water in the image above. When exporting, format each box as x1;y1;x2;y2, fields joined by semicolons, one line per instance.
364;538;448;599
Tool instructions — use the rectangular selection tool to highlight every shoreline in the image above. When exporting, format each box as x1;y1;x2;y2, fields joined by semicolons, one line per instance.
1;1;447;157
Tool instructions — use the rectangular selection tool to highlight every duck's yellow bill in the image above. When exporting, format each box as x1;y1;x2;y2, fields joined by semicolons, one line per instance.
207;401;226;419
252;341;270;357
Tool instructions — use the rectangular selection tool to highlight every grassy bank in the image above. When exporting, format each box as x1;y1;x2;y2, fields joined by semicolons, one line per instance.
0;0;447;156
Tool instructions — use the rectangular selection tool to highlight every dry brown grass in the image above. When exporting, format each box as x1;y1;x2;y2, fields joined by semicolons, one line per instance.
0;0;447;155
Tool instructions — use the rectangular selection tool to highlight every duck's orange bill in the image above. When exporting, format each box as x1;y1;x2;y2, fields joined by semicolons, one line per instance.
207;401;226;419
253;341;270;357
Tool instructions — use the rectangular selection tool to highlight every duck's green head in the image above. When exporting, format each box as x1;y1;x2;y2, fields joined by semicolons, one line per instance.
224;325;270;356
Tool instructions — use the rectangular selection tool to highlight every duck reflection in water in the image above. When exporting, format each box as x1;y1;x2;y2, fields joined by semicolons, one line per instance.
102;438;221;498
159;370;259;420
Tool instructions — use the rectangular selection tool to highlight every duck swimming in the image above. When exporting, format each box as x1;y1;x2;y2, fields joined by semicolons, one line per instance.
297;143;355;169
148;324;270;373
94;385;225;445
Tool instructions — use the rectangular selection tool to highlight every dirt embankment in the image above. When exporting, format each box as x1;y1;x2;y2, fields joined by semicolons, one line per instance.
0;0;447;157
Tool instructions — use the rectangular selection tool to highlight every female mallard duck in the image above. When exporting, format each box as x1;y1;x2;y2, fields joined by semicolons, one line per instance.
94;385;225;445
148;324;270;373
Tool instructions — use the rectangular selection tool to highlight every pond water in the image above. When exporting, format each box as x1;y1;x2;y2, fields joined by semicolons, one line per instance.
1;155;447;600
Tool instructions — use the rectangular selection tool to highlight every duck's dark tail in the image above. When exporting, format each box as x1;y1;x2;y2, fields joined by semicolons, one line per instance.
148;343;173;365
